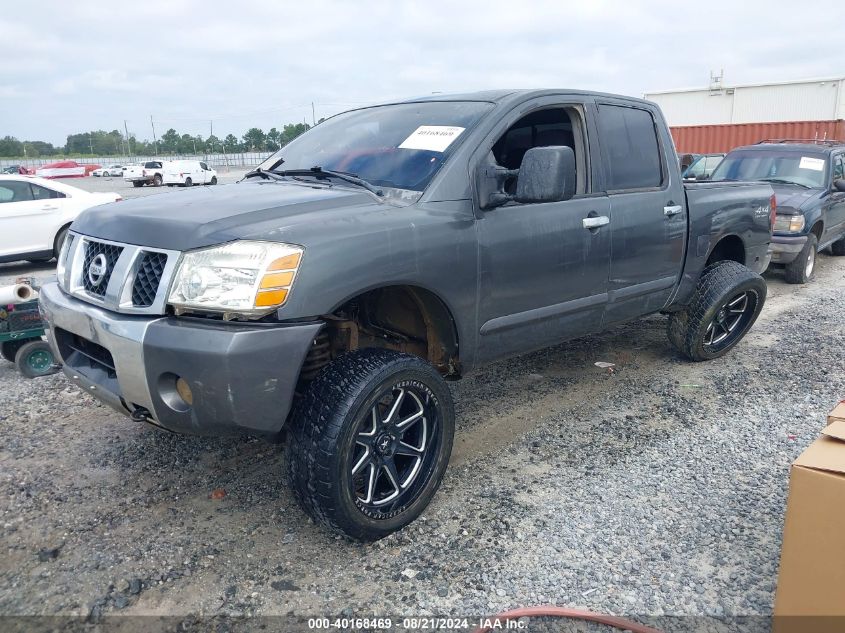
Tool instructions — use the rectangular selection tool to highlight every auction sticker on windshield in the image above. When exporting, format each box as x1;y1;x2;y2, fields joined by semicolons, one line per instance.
799;156;825;171
399;125;465;152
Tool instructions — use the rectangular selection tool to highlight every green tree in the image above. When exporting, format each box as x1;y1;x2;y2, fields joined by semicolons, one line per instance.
205;134;221;152
280;123;310;146
266;127;281;151
242;127;266;151
223;134;240;152
0;136;24;157
160;128;180;154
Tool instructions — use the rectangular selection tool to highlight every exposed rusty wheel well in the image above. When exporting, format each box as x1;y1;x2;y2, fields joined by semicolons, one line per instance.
706;235;745;267
299;286;460;385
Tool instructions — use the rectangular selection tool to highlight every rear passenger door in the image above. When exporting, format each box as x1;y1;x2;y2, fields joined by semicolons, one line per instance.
595;102;686;325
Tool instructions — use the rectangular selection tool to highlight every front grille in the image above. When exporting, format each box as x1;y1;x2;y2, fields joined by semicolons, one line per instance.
132;252;168;307
82;240;123;297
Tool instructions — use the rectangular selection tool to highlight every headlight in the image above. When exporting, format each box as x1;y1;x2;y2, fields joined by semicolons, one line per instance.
773;214;805;233
56;232;74;291
168;241;303;317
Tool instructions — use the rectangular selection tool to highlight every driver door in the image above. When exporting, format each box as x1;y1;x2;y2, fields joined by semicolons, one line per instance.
474;97;611;364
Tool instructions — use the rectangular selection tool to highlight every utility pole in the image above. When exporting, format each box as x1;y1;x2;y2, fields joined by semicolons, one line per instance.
311;102;316;126
150;115;158;155
124;120;132;158
89;134;94;155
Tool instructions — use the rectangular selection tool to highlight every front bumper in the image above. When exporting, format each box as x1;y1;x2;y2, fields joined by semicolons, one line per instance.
769;234;808;265
39;283;322;437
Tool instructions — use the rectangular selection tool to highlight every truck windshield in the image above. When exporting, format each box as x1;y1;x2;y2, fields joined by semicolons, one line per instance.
711;150;827;188
257;101;493;194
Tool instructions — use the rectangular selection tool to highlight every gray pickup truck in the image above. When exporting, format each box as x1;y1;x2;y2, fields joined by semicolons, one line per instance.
40;90;774;540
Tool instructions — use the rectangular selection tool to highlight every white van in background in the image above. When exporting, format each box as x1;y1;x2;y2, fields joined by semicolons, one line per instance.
162;160;218;187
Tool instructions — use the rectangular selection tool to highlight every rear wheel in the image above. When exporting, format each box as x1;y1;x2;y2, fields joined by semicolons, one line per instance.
184;177;192;187
15;340;59;378
286;349;454;541
133;181;143;187
831;237;845;256
153;174;163;186
667;261;766;361
784;233;817;284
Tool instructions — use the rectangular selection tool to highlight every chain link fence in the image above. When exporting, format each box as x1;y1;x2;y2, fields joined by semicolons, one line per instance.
0;151;272;171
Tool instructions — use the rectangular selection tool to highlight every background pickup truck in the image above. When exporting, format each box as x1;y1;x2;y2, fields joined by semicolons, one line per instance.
41;89;774;540
123;161;165;187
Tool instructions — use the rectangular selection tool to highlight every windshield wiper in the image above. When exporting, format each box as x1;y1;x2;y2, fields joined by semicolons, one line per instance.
759;177;811;189
241;167;286;181
272;167;384;197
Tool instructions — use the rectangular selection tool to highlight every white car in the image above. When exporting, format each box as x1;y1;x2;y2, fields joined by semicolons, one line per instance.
163;160;218;186
92;165;124;177
0;175;121;263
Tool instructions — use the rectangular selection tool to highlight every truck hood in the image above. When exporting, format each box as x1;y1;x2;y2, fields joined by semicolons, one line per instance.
771;184;821;213
71;180;384;250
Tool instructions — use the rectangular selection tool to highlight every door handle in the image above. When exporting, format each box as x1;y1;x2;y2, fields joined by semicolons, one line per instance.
664;205;683;216
582;215;610;229
41;204;58;211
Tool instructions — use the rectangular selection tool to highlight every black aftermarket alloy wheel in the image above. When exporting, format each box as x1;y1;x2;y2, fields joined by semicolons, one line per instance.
667;260;766;361
286;349;454;541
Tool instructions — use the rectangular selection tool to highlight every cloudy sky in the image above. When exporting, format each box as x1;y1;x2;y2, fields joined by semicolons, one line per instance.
1;0;841;145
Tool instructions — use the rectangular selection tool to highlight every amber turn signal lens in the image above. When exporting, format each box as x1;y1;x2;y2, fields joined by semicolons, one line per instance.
267;253;301;271
255;288;288;307
259;271;294;289
175;377;193;406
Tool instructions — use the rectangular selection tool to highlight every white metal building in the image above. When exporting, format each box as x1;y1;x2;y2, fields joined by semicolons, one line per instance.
644;76;845;127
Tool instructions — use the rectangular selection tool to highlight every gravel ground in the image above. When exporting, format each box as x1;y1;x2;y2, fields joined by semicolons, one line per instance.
1;228;843;630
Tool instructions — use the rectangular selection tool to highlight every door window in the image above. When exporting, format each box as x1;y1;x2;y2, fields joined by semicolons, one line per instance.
200;162;209;170
596;104;663;190
833;155;844;182
0;181;35;203
30;184;65;200
490;106;588;196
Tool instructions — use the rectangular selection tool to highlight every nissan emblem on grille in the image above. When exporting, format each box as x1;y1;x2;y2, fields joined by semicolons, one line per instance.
87;254;108;287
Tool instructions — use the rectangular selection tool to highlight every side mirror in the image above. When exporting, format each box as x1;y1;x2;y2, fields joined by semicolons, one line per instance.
515;146;576;204
834;179;845;193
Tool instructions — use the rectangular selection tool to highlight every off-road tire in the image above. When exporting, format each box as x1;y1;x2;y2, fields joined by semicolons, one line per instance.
286;348;455;541
784;233;817;284
153;174;163;186
830;237;845;256
667;261;766;361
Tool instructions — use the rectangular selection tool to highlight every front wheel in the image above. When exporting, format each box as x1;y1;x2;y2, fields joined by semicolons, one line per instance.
210;176;217;185
784;233;817;284
286;349;455;541
667;260;766;361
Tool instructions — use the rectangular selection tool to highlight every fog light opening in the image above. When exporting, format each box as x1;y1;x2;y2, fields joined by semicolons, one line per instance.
157;372;193;412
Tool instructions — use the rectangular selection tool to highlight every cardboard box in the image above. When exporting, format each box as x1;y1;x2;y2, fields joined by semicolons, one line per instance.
828;401;845;425
774;418;845;620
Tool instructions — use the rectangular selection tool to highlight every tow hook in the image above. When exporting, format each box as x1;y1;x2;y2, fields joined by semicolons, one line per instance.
130;406;153;422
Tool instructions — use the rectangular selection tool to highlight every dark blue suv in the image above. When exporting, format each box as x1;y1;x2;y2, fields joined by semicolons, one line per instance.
712;140;845;283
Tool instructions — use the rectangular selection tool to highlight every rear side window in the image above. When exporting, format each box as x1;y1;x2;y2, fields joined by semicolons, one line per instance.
597;105;663;190
834;155;844;181
30;184;64;200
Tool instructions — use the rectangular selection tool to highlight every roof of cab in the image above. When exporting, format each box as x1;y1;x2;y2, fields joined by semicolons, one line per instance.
391;88;656;107
730;142;842;155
